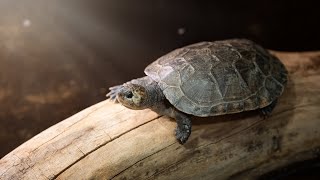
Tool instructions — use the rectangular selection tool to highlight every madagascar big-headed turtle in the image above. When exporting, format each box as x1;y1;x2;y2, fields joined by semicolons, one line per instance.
107;39;288;144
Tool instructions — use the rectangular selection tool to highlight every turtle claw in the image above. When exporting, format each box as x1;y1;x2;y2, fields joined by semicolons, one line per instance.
259;99;278;119
106;84;123;103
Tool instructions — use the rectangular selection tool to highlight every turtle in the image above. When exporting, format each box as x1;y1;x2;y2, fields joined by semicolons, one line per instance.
107;39;288;144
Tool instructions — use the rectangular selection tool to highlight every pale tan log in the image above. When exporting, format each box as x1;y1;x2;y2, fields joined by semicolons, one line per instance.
1;51;320;180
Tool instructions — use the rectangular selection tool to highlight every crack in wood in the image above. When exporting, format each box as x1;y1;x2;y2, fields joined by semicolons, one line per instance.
31;104;105;154
110;142;176;179
52;115;161;179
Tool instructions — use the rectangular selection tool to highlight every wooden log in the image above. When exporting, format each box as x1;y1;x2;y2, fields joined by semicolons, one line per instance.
1;51;320;180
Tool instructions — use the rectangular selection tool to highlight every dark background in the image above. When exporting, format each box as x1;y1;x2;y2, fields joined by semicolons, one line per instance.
0;0;319;177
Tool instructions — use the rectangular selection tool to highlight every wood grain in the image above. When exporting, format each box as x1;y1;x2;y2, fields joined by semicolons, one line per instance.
1;51;320;180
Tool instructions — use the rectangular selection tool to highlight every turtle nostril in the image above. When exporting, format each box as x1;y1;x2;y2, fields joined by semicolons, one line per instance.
126;92;133;99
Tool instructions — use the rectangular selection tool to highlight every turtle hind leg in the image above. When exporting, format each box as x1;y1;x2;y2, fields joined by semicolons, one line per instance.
260;99;278;119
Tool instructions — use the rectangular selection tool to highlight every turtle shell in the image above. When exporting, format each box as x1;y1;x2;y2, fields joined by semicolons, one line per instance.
144;39;288;117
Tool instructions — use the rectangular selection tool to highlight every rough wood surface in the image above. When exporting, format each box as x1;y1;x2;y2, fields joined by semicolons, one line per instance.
1;51;320;180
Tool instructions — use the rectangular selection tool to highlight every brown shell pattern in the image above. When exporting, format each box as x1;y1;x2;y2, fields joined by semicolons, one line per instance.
144;39;288;117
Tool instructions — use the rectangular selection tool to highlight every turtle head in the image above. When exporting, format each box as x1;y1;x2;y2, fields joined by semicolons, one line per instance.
117;83;149;110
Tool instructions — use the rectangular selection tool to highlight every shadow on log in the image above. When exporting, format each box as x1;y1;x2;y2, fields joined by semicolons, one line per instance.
1;51;320;180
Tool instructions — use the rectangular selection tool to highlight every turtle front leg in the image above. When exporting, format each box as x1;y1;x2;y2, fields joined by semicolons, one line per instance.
106;84;123;102
174;111;192;144
151;102;192;144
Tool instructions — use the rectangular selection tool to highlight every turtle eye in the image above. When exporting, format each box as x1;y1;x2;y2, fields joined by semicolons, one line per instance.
126;91;133;99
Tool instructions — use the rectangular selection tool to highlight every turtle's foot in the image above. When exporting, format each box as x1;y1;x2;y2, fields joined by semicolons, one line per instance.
175;125;191;144
260;99;278;119
106;84;123;103
150;101;192;144
175;113;192;144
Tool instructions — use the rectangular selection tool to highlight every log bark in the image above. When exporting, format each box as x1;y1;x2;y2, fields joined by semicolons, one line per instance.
1;51;320;180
